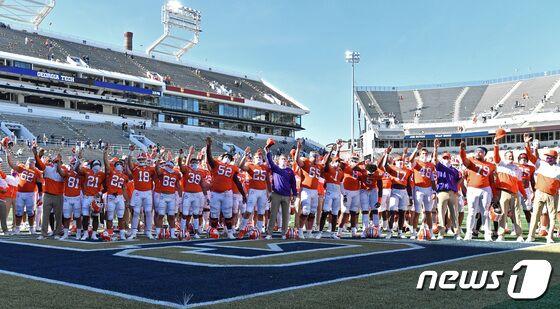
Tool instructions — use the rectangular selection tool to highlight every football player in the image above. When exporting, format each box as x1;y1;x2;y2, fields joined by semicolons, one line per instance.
55;154;82;240
154;152;182;239
77;159;105;240
459;141;497;241
103;144;130;240
205;137;246;239
178;146;205;239
293;139;323;239
317;143;343;239
6;150;42;235
408;142;436;239
237;147;271;238
126;145;155;239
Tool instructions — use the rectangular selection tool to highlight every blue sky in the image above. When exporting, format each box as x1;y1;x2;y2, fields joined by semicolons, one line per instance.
31;0;560;144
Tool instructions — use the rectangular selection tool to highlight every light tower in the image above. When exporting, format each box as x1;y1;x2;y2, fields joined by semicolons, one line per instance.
0;0;55;30
345;50;360;154
146;0;202;60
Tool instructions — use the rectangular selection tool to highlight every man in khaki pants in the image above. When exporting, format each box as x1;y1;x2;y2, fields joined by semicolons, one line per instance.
433;139;462;240
264;144;297;240
492;139;525;242
524;134;560;243
33;146;64;239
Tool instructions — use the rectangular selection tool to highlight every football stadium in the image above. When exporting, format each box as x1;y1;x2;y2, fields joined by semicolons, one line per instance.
0;1;559;308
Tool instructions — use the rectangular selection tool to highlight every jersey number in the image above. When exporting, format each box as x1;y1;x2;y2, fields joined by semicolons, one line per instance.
218;165;232;177
475;165;490;177
87;176;99;188
20;171;34;183
162;175;177;187
138;171;150;182
110;175;124;188
308;167;320;178
67;176;79;189
188;173;201;184
253;170;266;181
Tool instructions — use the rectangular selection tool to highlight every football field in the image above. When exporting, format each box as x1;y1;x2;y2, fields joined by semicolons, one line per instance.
0;231;557;308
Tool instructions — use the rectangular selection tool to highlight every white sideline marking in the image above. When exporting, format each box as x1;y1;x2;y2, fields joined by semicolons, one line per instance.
114;242;422;267
0;239;180;252
187;243;553;307
0;269;184;308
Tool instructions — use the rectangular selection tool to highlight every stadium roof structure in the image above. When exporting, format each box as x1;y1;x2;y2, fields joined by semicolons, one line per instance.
0;0;55;30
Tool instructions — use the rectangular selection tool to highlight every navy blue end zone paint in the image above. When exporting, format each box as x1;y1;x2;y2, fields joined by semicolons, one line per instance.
0;240;508;306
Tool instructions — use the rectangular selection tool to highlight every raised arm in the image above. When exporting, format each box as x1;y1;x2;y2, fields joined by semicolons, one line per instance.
433;139;440;165
238;147;251;171
294;139;304;168
323;144;336;173
265;149;281;173
382;146;397;177
205;137;216;169
523;133;537;165
127;144;135;172
408;142;423;164
459;141;475;169
55;154;67;178
493;139;501;164
32;145;46;171
5;150;21;173
103;143;111;174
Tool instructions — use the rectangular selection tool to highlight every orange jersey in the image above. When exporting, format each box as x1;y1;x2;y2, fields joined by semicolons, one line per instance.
35;159;64;195
159;169;181;194
387;166;412;187
246;163;270;190
211;161;239;193
381;171;392;189
516;163;535;183
182;166;203;193
62;167;81;197
412;161;436;188
463;160;495;188
106;171;128;195
131;166;155;192
153;174;163;194
300;159;323;190
15;164;41;193
82;168;105;196
324;166;344;185
360;170;383;190
342;165;362;191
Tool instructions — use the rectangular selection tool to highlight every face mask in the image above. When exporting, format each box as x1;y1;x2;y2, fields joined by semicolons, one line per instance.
278;160;287;168
165;166;173;173
504;159;514;165
190;163;199;170
138;161;146;166
395;161;404;169
441;159;451;167
545;157;556;165
255;157;263;165
27;161;34;167
92;165;101;173
222;157;231;164
115;165;123;172
11;171;17;177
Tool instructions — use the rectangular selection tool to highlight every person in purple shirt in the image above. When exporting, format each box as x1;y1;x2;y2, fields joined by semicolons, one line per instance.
264;143;297;239
433;139;462;240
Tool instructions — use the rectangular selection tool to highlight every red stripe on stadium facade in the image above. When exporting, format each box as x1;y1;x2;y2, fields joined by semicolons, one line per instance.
165;85;245;103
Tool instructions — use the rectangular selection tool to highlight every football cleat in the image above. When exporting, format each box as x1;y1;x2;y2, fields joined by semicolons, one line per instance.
285;227;298;240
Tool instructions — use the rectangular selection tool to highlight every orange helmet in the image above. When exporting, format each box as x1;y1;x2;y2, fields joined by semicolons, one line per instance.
494;128;507;141
266;138;276;147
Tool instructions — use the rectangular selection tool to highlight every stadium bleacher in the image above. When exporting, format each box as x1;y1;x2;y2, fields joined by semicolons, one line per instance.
368;91;402;122
471;81;517;114
457;85;487;119
0;26;298;108
418;87;462;122
497;75;559;117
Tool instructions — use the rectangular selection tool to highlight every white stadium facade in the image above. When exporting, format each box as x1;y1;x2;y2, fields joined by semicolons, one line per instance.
357;71;560;159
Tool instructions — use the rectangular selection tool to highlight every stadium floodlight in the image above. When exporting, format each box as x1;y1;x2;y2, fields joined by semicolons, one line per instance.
0;0;55;30
345;50;360;154
146;0;202;60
